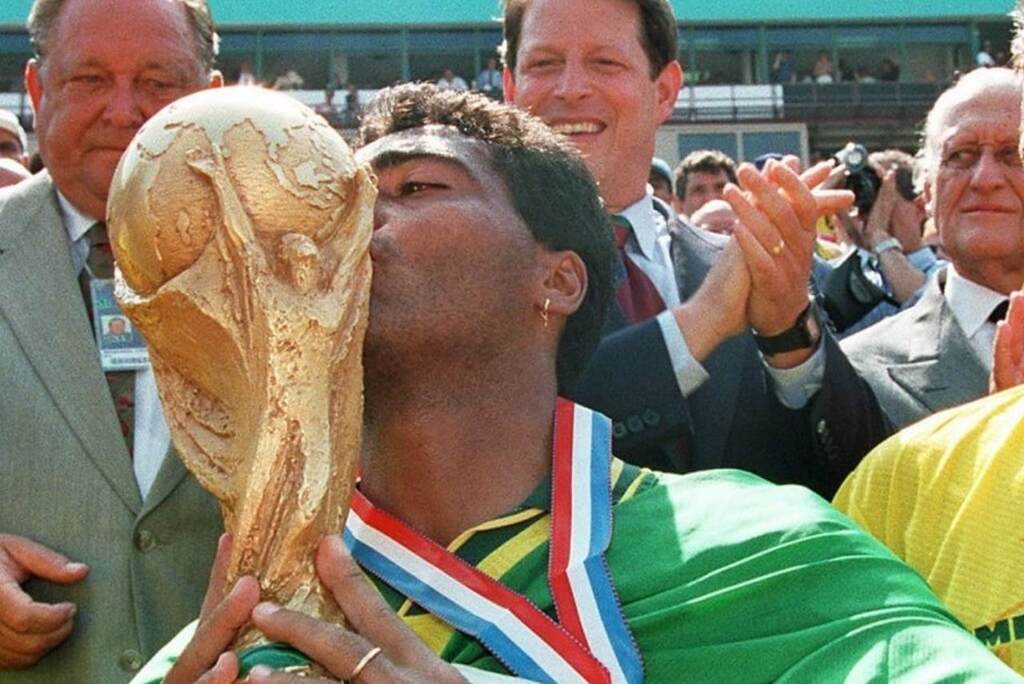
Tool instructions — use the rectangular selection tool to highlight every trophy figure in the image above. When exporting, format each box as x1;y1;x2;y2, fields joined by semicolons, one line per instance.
107;87;375;663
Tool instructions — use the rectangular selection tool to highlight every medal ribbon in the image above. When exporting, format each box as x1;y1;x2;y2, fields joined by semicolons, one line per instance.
344;398;643;683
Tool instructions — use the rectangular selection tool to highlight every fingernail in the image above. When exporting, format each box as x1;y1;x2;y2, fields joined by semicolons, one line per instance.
250;665;272;680
253;602;279;619
66;562;89;574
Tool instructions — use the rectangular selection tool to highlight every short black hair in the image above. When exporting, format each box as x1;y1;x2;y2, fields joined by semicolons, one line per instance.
358;83;615;393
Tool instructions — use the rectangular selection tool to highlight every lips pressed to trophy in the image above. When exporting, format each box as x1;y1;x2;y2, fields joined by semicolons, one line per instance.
107;86;376;675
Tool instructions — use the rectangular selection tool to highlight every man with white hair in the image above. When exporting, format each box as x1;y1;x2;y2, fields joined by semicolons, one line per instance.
841;67;1024;429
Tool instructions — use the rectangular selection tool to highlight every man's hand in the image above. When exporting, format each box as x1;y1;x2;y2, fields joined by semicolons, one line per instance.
863;170;898;249
725;158;853;367
247;536;467;684
991;291;1024;394
673;236;752;362
0;534;89;670
164;534;260;684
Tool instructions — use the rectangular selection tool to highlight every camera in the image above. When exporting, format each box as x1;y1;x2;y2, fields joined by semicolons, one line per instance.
834;142;916;218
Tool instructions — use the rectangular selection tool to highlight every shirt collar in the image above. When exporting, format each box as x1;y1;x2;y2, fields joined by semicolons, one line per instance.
944;264;1007;339
57;191;99;244
616;189;666;261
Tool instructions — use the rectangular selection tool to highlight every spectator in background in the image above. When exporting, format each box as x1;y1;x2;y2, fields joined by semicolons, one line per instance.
879;57;900;82
272;69;304;90
437;67;468;91
648;157;674;205
828;149;942;337
314;84;342;127
841;68;1024;429
671;149;737;219
236;59;256;86
977;40;996;68
813;50;835;84
771;50;795;84
476;57;503;100
855;65;877;83
344;82;362;127
0;109;29;168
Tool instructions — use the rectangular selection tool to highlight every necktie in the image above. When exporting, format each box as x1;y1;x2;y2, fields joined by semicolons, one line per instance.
79;223;135;456
611;215;666;323
611;215;691;470
989;300;1009;323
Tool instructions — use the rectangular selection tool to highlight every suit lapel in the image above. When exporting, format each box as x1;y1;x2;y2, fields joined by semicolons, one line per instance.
0;175;141;513
887;276;988;413
139;447;190;517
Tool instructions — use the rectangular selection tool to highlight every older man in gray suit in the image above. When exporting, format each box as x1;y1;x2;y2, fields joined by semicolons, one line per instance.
0;0;224;680
841;67;1024;429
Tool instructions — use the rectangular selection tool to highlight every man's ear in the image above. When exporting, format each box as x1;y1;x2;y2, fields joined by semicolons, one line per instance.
922;178;935;218
537;249;587;323
25;59;43;116
502;66;516;102
653;60;683;125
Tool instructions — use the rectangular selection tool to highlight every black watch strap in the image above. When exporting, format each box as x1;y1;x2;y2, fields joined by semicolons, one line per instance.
752;303;822;356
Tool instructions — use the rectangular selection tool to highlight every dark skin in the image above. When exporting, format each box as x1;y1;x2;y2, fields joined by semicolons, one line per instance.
166;126;588;683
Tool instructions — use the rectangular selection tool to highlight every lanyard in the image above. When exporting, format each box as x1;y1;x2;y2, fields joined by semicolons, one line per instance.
344;399;643;683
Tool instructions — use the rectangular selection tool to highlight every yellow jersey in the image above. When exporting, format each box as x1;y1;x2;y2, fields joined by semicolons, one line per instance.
834;384;1024;673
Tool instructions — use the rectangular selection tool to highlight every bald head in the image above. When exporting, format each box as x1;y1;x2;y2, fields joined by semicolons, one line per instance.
920;68;1023;184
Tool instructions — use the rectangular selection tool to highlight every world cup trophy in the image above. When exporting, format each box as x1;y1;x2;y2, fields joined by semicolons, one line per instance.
107;87;375;671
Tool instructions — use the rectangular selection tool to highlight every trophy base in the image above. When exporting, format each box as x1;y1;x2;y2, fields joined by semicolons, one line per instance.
238;642;319;677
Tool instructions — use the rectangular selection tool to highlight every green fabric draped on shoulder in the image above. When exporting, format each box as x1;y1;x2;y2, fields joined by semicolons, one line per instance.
133;466;1018;683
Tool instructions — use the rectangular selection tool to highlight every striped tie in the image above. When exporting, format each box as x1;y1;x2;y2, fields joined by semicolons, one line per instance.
611;215;666;323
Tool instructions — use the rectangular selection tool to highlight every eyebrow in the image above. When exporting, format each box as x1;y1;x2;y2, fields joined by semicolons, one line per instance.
367;148;472;175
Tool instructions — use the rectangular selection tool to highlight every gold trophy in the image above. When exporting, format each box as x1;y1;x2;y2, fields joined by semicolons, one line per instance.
107;87;375;671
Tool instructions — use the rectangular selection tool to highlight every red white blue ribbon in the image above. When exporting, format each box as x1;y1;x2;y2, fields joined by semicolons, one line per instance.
343;399;643;684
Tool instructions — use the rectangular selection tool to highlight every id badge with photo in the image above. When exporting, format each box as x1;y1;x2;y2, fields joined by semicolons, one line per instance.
89;278;151;372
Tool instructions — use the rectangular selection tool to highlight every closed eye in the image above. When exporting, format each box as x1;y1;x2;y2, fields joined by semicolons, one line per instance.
400;181;446;196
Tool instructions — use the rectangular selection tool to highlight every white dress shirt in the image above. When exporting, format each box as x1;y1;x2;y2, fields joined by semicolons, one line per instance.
59;193;170;499
617;191;825;409
944;265;1007;372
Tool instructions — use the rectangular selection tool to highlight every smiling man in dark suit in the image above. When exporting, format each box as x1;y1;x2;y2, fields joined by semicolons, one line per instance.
501;0;890;497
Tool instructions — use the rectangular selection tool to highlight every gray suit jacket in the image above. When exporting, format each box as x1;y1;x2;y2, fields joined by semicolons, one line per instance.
840;268;988;430
0;173;222;682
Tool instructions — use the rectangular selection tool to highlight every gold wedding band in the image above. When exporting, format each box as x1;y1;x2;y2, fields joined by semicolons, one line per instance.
350;646;383;681
771;240;785;256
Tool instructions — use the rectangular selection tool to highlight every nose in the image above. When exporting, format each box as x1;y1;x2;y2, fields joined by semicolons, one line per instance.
102;77;146;129
553;58;590;103
970;149;1009;193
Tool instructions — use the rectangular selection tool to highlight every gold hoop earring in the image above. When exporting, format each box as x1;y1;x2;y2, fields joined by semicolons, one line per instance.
541;298;551;329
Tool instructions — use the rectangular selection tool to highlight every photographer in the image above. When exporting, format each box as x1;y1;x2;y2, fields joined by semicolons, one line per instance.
823;146;945;336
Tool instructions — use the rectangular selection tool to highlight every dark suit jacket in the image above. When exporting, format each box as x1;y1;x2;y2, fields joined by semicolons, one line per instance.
571;217;891;498
0;173;222;682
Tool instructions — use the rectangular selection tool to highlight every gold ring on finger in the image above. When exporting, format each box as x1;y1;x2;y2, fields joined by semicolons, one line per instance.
771;240;785;256
349;646;383;681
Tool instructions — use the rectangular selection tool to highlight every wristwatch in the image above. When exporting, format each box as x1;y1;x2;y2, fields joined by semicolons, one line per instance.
752;302;823;356
872;237;903;256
